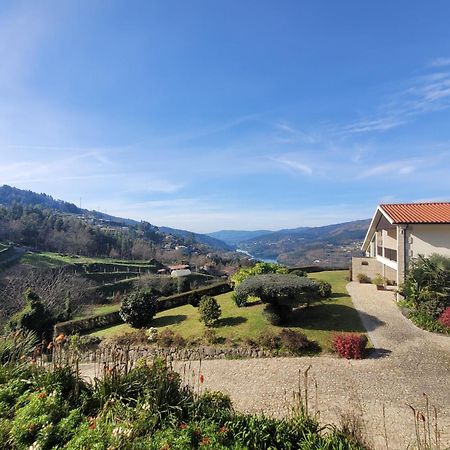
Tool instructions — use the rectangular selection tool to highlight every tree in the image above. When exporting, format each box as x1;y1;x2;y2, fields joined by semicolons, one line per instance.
7;289;53;337
235;273;319;307
231;262;289;286
198;295;221;327
119;289;158;328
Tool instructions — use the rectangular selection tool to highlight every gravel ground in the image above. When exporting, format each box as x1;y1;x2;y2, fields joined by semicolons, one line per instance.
80;283;450;450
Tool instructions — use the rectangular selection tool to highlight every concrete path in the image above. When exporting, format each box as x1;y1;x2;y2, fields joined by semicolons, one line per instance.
80;283;450;449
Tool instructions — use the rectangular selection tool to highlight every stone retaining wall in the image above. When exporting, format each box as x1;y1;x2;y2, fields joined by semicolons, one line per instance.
73;344;278;363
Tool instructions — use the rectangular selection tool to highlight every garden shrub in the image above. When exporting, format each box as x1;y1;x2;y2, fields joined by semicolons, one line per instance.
402;254;450;319
203;328;220;345
198;296;221;327
357;273;371;284
332;333;367;359
193;390;233;422
438;307;450;328
231;291;248;307
231;262;289;286
8;289;53;338
290;269;308;277
262;304;282;326
119;289;158;328
187;291;202;307
156;329;186;348
257;330;281;350
279;329;315;354
315;279;332;299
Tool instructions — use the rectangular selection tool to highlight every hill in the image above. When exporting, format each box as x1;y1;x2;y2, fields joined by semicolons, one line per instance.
206;229;272;246
236;219;370;267
0;185;230;252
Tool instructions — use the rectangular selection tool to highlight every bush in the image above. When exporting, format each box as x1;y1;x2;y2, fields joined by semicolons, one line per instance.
203;328;220;345
332;333;367;359
262;303;291;326
156;329;186;348
438;307;450;328
316;280;332;298
8;289;53;337
193;391;233;422
119;290;158;328
187;291;202;307
279;329;315;354
231;262;289;286
235;273;318;306
198;296;221;327
402;254;450;319
262;304;282;326
257;330;281;350
357;274;371;284
290;269;307;277
231;292;248;307
372;273;385;286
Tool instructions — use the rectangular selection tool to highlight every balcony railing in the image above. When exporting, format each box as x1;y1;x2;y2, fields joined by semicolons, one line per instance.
377;246;397;262
384;248;397;262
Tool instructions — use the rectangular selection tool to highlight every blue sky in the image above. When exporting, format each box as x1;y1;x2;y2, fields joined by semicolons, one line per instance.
1;1;450;232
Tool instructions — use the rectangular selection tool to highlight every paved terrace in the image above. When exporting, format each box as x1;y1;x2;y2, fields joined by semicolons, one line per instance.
81;282;450;449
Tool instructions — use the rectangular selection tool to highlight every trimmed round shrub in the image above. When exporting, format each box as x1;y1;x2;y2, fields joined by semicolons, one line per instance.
438;307;450;328
198;296;221;327
316;280;332;299
332;333;367;359
119;289;158;328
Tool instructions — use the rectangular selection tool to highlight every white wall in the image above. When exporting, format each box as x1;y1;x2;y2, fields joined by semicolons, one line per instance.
407;224;450;259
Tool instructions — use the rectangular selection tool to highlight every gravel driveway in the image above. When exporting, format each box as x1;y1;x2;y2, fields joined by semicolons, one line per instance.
80;282;450;449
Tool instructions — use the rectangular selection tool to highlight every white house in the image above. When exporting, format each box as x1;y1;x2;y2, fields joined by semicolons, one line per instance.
353;202;450;286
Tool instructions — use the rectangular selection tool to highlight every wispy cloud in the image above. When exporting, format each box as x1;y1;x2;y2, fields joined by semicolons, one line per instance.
358;159;418;178
341;65;450;135
270;156;313;175
430;57;450;68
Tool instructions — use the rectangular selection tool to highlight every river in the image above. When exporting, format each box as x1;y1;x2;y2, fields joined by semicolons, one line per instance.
236;249;278;264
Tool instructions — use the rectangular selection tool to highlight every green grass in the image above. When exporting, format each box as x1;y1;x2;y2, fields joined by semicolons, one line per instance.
91;270;367;351
20;252;68;268
74;304;120;320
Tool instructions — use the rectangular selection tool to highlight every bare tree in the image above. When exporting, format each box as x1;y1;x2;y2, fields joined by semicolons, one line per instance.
0;266;96;327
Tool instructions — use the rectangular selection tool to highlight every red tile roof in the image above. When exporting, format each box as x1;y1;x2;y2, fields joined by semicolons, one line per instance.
380;202;450;224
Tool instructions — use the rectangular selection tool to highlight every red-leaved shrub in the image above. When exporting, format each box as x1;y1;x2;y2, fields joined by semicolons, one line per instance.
438;307;450;328
332;333;367;359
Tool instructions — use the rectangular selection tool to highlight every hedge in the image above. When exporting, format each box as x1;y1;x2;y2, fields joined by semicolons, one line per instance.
54;311;121;336
158;281;231;310
54;281;232;336
78;262;158;274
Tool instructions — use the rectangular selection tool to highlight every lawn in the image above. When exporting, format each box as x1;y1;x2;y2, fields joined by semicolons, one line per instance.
91;270;367;351
20;251;69;269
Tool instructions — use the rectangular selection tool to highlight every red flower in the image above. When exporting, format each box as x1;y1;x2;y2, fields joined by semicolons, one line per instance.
200;436;211;446
199;374;205;384
38;392;46;399
219;426;229;433
179;422;188;430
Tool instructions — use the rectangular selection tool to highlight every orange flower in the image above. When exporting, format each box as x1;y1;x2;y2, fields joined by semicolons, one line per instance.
199;374;204;384
55;333;65;343
179;422;188;430
88;417;97;430
219;426;229;434
38;392;46;399
200;436;211;446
